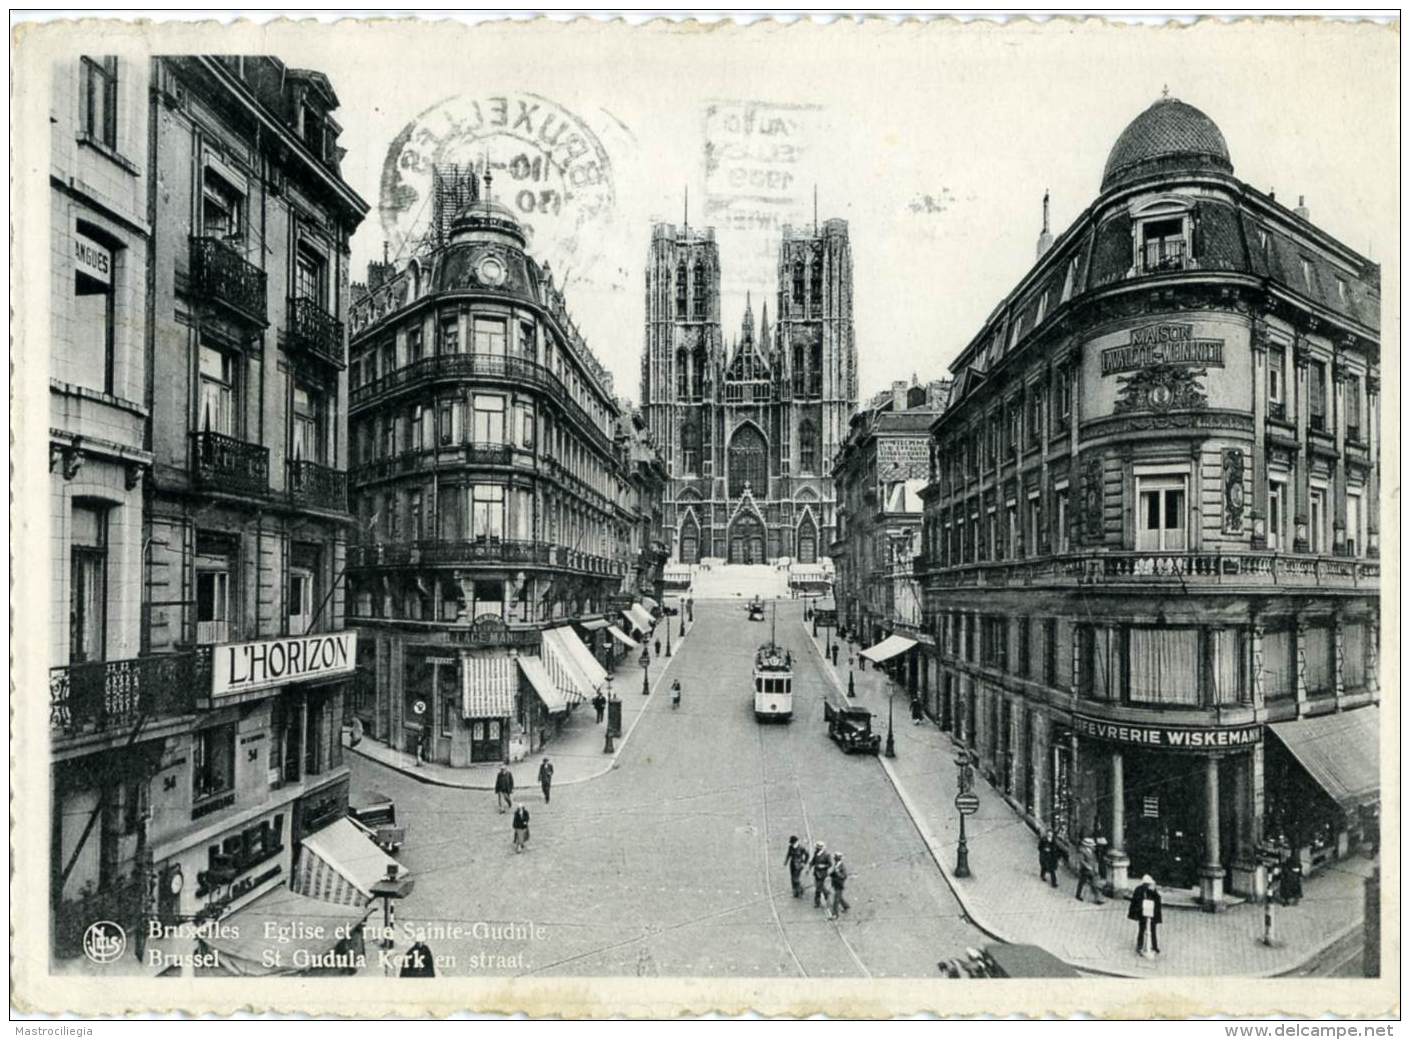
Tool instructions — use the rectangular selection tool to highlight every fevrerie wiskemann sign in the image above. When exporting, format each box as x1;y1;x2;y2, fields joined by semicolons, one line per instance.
211;632;357;698
1073;713;1261;751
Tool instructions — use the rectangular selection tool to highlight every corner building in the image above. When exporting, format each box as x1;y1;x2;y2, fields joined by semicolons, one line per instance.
641;220;856;564
920;97;1380;907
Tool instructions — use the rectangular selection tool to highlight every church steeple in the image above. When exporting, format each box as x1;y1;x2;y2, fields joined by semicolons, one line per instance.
1036;189;1054;259
759;301;771;356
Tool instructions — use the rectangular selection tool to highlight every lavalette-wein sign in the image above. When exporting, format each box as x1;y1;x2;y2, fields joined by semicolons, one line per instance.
211;632;358;698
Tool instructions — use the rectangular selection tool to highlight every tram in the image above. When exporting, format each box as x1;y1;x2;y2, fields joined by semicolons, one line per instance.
753;605;794;721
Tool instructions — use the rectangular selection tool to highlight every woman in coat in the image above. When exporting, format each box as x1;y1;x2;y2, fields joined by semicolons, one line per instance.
1128;874;1163;957
1037;830;1063;887
512;804;531;853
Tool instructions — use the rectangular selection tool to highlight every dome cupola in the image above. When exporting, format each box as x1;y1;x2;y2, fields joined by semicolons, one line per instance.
1101;94;1233;192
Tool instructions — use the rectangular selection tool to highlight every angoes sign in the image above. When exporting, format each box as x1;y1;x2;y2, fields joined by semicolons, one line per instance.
212;632;357;698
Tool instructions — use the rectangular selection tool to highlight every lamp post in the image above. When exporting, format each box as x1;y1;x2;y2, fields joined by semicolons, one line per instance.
954;753;973;878
641;650;651;696
884;672;896;758
847;667;856;698
665;620;673;657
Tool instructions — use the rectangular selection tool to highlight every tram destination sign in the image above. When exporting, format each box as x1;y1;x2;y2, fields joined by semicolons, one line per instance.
1073;714;1261;751
211;631;358;699
1101;323;1225;376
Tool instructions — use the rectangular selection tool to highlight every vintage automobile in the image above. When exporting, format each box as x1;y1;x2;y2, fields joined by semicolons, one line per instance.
939;944;1080;979
348;792;406;854
823;701;882;754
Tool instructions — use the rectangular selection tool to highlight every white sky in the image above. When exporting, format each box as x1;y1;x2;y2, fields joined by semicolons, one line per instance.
270;18;1396;405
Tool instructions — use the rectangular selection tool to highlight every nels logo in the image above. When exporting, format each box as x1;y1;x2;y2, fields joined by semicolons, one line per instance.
82;921;127;965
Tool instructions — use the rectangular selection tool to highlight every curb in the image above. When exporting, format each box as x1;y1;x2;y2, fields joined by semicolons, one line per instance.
348;621;695;792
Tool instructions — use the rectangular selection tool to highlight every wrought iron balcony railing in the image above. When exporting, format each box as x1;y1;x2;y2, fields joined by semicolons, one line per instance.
1142;238;1188;273
189;236;268;327
346;538;626;577
287;459;348;512
192;430;269;496
51;652;208;738
288;295;346;369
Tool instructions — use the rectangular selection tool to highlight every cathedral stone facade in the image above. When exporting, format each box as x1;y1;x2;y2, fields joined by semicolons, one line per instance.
641;219;857;564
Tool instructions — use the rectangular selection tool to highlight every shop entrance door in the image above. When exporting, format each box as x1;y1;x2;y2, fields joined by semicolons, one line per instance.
1124;752;1203;889
470;718;503;763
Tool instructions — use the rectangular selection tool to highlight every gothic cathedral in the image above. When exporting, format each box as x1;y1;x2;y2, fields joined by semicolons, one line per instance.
641;218;857;565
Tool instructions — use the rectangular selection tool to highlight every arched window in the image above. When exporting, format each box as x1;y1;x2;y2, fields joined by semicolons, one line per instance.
797;515;818;564
679;514;700;564
810;257;823;311
809;341;823;396
792;260;805;304
675;261;687;315
692;350;706;402
799;419;818;473
792;341;805;395
681;419;700;474
677;348;690;400
727;424;767;498
692;260;707;319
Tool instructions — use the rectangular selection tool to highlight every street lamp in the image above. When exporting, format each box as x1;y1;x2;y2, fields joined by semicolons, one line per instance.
884;669;896;758
666;618;673;657
641;650;651;696
847;666;856;698
954;753;972;878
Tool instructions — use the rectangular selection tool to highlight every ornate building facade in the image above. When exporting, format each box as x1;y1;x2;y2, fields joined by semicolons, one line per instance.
918;96;1380;907
640;219;857;564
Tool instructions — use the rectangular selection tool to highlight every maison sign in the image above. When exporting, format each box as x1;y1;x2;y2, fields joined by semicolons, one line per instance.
211;631;357;698
1101;323;1225;375
1072;713;1261;751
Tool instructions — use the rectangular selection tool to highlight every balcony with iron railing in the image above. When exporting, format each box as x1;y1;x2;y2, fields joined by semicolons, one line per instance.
346;538;625;577
191;430;269;496
50;651;209;740
189;236;268;327
1142;238;1188;274
287;458;348;513
288;295;346;369
350;442;522;487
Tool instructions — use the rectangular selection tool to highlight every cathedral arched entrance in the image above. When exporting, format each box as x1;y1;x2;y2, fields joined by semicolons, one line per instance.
679;514;700;564
728;513;766;564
797;515;818;564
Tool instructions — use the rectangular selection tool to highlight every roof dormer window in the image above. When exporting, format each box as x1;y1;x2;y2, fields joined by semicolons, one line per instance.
302;104;325;159
1141;217;1186;272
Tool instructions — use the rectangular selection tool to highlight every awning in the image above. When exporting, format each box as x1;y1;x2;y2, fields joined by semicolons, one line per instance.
607;624;639;650
199;886;367;976
463;653;515;718
555;624;610;692
816;600;837;613
518;654;568;714
640;596;659;611
627;604;655;633
1269;707;1380;810
622;612;648;637
861;634;918;664
579;618;609;631
294;816;403;906
540;628;593;704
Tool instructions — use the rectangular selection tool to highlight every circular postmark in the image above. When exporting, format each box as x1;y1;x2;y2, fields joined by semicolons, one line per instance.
82;920;127;965
379;92;616;268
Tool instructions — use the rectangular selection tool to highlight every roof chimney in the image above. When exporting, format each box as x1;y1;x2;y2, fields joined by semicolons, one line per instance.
1035;189;1053;259
892;379;909;411
1294;195;1310;221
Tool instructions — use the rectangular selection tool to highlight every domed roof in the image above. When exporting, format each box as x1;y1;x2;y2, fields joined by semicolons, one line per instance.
1101;97;1232;192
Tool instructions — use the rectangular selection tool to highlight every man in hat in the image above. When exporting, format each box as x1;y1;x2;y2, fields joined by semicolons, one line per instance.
1128;875;1163;956
809;841;833;908
592;691;607;724
828;853;851;920
538;756;554;804
1075;837;1104;903
494;764;515;814
1038;829;1064;888
784;836;809;898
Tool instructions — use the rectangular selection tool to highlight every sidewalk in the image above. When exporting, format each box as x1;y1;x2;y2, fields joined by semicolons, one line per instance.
800;620;1372;978
347;617;694;790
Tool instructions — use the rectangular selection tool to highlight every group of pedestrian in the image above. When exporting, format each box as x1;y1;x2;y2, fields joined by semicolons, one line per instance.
785;837;850;920
494;758;557;854
1036;830;1165;958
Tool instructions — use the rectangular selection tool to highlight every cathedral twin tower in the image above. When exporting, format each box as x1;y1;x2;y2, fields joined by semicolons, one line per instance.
641;217;857;566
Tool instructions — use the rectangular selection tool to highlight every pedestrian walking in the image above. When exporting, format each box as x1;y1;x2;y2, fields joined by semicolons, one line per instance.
538;757;554;803
809;841;832;908
512;804;531;853
1128;875;1163;957
1278;854;1303;906
828;853;851;919
784;836;809;898
654;636;662;657
494;765;515;813
349;716;364;747
910;697;924;725
1074;837;1104;903
592;691;607;724
399;940;436;977
1038;830;1063;887
671;679;682;709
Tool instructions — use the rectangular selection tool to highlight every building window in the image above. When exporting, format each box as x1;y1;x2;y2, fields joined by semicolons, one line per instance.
1308;360;1327;431
1309;485;1327;554
517;402;535;450
295;243;326;307
1268;477;1287;551
1060;257;1078;303
1136;474;1187;551
70;503;108;663
1336;276;1348;304
1346;492;1362;557
1034;290;1049;327
1054;365;1071;429
196;569;230;642
980;616;1008;671
1006;503;1018;560
792;260;805;304
1128;628;1199;706
681;420;700;475
1027;387;1042;447
1027;494;1042;556
291;383;324;463
438;313;460;354
675;262;688;315
471;485;505;540
1300;257;1315;290
407;325;424;363
1141;217;1186;272
80;56;118;149
473;317;506;356
202;167;245;241
193;723;237;801
1054;484;1069;554
1345;376;1362;441
1043;619;1057;685
799;419;817;473
198;345;236;435
288;568;313;633
517;321;535;358
692;260;707;319
472;394;505;443
72;228;116;395
1018;618;1031;678
1268;347;1286;419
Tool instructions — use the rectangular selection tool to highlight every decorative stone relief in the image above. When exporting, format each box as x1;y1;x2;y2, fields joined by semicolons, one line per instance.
1221;448;1245;533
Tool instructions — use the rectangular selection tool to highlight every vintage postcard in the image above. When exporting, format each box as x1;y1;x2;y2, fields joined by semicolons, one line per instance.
9;13;1399;1019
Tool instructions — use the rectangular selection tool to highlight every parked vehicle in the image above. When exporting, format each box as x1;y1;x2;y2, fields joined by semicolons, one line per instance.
823;701;882;754
939;944;1080;978
349;792;406;853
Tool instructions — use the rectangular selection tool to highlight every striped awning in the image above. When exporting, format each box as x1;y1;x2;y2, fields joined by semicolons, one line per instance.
539;629;592;704
608;624;639;650
1269;707;1379;810
627;604;655;633
554;624;609;692
294;817;402;907
462;653;515;718
861;635;917;664
518;655;568;714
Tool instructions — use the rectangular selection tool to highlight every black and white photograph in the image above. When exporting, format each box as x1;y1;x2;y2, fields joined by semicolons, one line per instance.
9;12;1398;1021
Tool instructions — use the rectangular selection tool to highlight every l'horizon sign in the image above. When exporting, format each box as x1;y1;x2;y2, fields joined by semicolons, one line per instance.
212;631;357;698
1101;323;1225;376
1072;713;1261;751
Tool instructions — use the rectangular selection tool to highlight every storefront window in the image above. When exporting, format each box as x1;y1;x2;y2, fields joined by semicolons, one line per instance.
1137;474;1187;551
1128;627;1198;706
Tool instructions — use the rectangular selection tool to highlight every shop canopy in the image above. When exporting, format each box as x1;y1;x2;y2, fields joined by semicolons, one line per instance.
816;600;837;613
608;624;639;650
463;654;515;718
559;624;610;692
294;816;403;907
626;604;655;634
199;885;367;976
640;596;659;611
540;628;594;704
517;654;568;714
1268;707;1380;810
861;634;918;664
579;618;609;631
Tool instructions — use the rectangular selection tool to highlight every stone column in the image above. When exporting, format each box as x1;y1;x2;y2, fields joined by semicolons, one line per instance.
1332;362;1350;554
1292;617;1309;718
1293;338;1311;551
1107;748;1130;895
1366;373;1380;557
1228;751;1259;896
1332;615;1347;708
1200;755;1225;910
1250;318;1270;550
